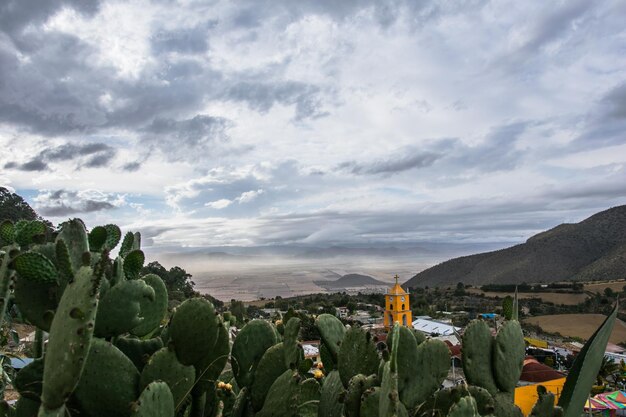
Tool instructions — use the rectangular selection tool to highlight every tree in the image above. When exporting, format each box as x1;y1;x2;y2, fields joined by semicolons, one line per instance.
454;282;466;296
502;296;513;320
0;187;39;222
230;299;246;323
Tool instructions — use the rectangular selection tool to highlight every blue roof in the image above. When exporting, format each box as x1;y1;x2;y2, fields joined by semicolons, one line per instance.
10;357;33;369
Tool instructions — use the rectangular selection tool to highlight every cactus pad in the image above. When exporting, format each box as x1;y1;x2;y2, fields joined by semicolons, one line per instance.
462;320;498;395
493;321;525;393
13;251;58;284
95;279;155;338
40;266;100;412
250;343;287;411
88;226;108;252
170;298;220;366
232;319;279;388
337;327;380;387
140;347;195;409
131;381;175;417
283;317;301;369
115;336;164;371
56;219;89;274
73;338;140;417
123;249;145;280
315;314;345;363
131;273;168;337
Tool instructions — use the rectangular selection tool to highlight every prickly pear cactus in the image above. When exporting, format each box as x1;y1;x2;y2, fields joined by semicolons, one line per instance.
131;381;175;417
232;319;279;388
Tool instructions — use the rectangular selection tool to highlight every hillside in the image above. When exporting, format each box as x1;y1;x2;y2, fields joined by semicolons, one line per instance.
315;273;388;289
405;205;626;288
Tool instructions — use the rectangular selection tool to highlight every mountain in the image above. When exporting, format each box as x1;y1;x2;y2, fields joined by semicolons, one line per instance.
405;205;626;288
315;273;388;289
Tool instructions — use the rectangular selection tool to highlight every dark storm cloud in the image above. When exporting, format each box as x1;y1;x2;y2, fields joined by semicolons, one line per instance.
18;159;49;172
3;142;117;171
122;162;142;172
0;0;101;40
338;149;441;175
142;115;232;161
572;82;626;149
224;81;327;121
34;189;119;216
151;22;215;55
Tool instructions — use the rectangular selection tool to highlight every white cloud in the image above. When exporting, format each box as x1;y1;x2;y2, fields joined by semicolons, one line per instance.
237;189;264;204
205;199;233;209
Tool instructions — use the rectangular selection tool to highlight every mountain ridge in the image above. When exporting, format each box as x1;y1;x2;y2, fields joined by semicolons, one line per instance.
404;205;626;288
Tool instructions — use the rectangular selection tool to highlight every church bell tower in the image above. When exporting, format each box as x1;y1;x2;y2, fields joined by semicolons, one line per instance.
384;275;412;328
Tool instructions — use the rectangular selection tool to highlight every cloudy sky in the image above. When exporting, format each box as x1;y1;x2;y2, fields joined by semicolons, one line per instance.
1;0;626;250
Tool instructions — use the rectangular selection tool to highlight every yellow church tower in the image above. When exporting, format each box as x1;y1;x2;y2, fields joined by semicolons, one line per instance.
384;275;412;328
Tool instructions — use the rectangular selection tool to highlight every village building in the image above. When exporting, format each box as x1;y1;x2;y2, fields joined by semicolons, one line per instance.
384;275;412;328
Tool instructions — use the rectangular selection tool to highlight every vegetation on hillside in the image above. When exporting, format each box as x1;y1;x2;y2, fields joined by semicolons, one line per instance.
406;205;626;288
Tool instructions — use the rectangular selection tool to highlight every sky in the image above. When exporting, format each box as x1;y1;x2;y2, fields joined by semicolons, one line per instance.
1;0;626;251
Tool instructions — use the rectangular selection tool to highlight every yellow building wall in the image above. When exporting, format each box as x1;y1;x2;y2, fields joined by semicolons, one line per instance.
514;378;566;416
384;295;412;328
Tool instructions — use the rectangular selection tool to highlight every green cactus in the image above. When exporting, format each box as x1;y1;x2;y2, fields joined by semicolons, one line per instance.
15;220;46;247
558;302;618;417
13;251;58;284
360;387;380;417
344;374;378;417
104;224;122;250
13;274;58;331
315;314;345;364
170;298;220;367
493;321;525;395
530;386;556;417
318;370;344;417
115;336;164;371
0;245;16;327
131;381;175;417
395;326;450;409
256;370;319;417
0;220;15;245
194;320;230;394
232;319;279;388
72;338;140;417
119;232;135;258
123;249;145;280
88;226;108;252
39;266;101;414
284;317;301;369
337;327;379;387
55;219;89;273
130;273;168;337
14;358;44;401
140;347;195;410
95;279;155;337
250;343;287;411
448;397;480;417
462;320;499;395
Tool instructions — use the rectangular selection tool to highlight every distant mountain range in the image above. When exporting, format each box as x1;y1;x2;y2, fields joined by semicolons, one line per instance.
405;205;626;288
315;273;388;290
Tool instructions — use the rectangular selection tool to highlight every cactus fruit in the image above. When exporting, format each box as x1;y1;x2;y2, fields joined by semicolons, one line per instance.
140;347;195;409
39;266;100;414
123;249;145;280
315;314;345;364
337;327;380;387
115;336;164;371
232;319;279;388
95;279;155;337
13;251;58;284
131;381;175;417
284;317;301;369
72;338;140;417
130;273;168;337
250;343;288;411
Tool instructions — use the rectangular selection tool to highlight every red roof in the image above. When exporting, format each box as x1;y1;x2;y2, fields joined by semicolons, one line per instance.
520;357;565;383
